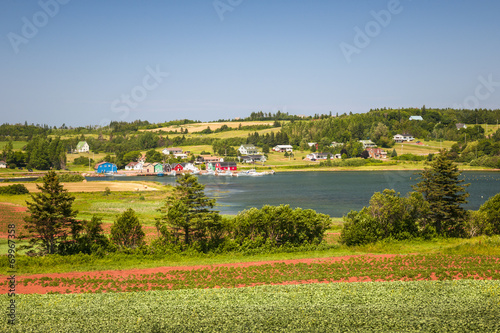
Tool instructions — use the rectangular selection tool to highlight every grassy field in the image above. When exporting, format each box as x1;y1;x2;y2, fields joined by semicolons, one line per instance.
0;141;28;150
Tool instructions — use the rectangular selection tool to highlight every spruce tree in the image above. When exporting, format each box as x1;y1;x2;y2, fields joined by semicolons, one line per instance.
22;171;79;255
110;208;145;249
157;174;216;245
413;150;469;237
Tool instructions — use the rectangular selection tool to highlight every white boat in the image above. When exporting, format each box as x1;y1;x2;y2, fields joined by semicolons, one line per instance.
216;170;234;176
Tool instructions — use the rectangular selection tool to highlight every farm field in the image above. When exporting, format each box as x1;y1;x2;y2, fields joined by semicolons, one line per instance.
142;121;277;133
1;280;499;332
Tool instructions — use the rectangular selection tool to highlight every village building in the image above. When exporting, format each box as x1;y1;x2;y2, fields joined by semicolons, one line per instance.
359;140;376;149
153;163;163;174
393;134;414;143
95;162;117;174
456;123;467;130
142;163;155;173
366;148;387;159
0;161;6;168
174;153;188;159
196;155;223;164
162;163;172;173
125;162;143;171
138;154;147;163
306;152;330;161
75;141;89;153
330;142;344;148
238;144;259;155
215;161;237;171
273;145;293;152
240;155;267;163
171;163;184;172
162;147;183;155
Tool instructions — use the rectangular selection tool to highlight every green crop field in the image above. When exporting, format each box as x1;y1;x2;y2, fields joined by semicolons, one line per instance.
2;280;499;332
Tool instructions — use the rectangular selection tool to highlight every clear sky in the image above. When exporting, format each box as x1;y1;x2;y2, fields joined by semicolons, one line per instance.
1;0;500;126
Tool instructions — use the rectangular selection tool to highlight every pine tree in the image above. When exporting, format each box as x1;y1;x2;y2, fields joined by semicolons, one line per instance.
22;171;79;255
157;174;216;245
110;208;145;248
413;151;469;237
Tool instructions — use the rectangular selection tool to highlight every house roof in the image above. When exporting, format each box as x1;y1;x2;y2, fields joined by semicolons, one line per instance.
218;161;237;167
126;162;139;167
76;141;87;149
240;144;256;148
409;116;423;121
0;161;6;164
274;145;293;148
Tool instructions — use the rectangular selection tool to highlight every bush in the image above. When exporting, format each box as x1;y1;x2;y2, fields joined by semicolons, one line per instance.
478;193;500;235
0;183;29;195
36;173;85;183
340;190;430;246
232;205;331;246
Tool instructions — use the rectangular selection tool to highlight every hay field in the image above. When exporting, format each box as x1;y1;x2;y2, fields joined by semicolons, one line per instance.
142;121;275;133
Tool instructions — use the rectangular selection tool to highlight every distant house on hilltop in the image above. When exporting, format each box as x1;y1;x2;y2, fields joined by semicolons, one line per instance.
162;147;183;155
393;134;414;143
75;141;89;153
273;145;293;152
456;123;467;130
238;144;258;155
359;140;376;149
409;116;423;121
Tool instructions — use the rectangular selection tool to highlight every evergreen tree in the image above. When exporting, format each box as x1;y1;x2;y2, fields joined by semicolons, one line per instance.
413;150;469;237
157;174;216;245
110;208;145;248
22;171;79;255
391;149;397;158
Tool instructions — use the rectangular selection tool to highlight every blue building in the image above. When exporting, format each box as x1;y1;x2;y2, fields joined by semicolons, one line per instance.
95;162;117;174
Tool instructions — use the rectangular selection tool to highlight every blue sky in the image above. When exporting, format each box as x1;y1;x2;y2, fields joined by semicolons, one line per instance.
1;0;500;126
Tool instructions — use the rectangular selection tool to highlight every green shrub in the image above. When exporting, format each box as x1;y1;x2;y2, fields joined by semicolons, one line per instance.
0;183;29;195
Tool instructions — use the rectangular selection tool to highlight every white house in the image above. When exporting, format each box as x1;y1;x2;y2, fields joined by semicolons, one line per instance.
0;161;6;168
330;142;344;148
125;162;143;171
238;144;259;155
409;116;423;121
75;141;89;153
273;145;293;152
306;153;330;160
162;147;183;155
174;153;188;159
240;155;267;163
359;140;376;148
393;134;414;143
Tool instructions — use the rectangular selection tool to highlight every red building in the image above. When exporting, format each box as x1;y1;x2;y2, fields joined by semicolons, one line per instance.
215;162;237;171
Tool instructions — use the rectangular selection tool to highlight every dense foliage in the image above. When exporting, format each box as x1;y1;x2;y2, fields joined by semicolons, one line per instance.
0;184;29;195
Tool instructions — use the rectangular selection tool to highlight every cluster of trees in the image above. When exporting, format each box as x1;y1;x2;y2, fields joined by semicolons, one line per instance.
341;151;500;245
246;131;290;147
282;107;500;147
25;136;67;170
22;173;331;256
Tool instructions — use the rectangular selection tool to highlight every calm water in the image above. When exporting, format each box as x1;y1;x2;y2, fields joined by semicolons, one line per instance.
88;171;500;217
